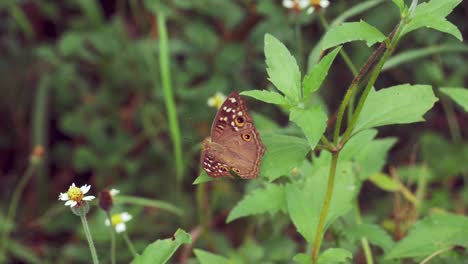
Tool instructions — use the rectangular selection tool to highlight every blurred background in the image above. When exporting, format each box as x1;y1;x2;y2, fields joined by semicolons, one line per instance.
0;0;467;263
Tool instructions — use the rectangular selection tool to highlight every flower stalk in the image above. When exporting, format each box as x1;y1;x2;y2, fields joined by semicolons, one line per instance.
80;214;100;264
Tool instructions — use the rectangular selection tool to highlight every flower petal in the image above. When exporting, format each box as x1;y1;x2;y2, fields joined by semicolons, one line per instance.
81;184;91;194
299;0;310;8
83;195;95;201
109;189;120;196
58;193;69;201
307;6;315;14
64;200;74;206
121;212;133;222
115;223;126;233
71;182;76;187
320;0;330;8
105;219;110;226
282;0;294;8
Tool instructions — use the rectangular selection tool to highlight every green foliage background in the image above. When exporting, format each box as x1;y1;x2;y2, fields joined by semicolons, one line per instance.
0;0;467;263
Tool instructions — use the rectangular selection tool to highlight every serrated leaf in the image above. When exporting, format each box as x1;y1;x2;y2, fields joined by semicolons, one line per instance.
347;224;395;252
385;213;468;259
241;90;289;105
317;248;352;264
440;87;468;112
369;173;400;192
260;134;310;181
227;184;286;223
290;106;328;149
194;249;230;264
303;47;341;97
321;21;386;50
286;162;357;243
354;84;438;134
264;34;301;102
403;0;463;41
131;229;191;264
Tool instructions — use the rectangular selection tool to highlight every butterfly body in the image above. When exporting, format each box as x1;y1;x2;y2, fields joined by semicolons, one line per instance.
201;92;265;179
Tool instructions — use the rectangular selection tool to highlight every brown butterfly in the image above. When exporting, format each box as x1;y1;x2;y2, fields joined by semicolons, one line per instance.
201;91;266;179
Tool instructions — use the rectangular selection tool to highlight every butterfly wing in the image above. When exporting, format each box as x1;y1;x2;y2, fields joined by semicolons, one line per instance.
202;91;265;179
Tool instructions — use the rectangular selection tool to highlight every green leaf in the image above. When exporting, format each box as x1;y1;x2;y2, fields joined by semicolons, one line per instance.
392;0;405;13
241;90;289;105
440;87;468;112
227;184;286;223
321;21;386;50
193;171;216;184
286;162;357;243
260;134;310;181
385;213;468;260
317;248;353;264
303;47;341;97
347;224;395;252
289;106;328;149
369;173;400;192
264;34;301;102
403;0;463;41
194;249;230;264
354;84;438;133
131;229;191;264
293;253;310;264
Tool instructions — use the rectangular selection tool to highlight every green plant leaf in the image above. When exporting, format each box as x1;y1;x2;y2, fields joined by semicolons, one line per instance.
440;87;468;112
194;249;230;264
317;248;353;264
264;34;301;103
321;21;386;50
289;106;328;149
241;90;289;105
392;0;405;13
193;171;216;184
293;253;310;264
369;173;400;192
403;0;463;41
385;213;468;260
303;47;341;97
286;162;357;243
347;224;394;252
354;84;438;133
260;134;310;181
131;229;191;264
227;184;286;223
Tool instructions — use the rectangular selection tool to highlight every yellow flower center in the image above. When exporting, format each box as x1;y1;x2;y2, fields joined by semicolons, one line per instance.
311;0;321;6
67;186;84;202
111;214;124;226
212;97;224;109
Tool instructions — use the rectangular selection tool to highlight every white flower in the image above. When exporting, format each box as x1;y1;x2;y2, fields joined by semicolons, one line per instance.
207;92;227;109
109;189;120;196
58;183;95;207
307;0;330;14
105;212;133;233
283;0;309;10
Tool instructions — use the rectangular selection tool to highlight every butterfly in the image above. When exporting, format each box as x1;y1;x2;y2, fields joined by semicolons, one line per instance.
201;91;266;179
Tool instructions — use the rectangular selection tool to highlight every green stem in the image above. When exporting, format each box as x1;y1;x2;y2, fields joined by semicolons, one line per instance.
106;212;116;264
354;201;374;264
295;18;304;89
438;93;462;142
157;12;185;188
80;215;99;264
0;160;40;259
123;232;138;257
312;152;339;263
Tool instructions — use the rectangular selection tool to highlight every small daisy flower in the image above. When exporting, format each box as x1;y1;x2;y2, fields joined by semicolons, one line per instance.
283;0;309;12
59;183;95;208
207;92;227;109
105;212;132;233
306;0;330;14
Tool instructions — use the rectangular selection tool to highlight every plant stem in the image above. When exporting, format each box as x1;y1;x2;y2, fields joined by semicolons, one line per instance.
354;201;374;264
419;246;453;264
106;212;116;264
157;12;185;189
80;215;99;264
0;159;40;259
123;232;138;258
312;152;339;263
